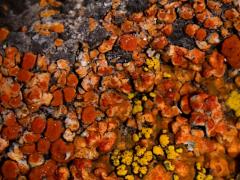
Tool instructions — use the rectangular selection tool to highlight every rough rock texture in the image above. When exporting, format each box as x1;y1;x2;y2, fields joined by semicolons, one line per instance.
0;0;112;62
169;19;195;50
127;0;149;13
0;0;40;31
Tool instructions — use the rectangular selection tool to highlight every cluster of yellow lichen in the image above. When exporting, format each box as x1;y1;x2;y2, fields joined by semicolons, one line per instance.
144;57;160;71
226;90;240;117
110;145;153;178
132;100;143;115
132;127;153;142
128;92;156;115
111;129;186;179
195;162;213;180
111;127;155;178
157;131;183;176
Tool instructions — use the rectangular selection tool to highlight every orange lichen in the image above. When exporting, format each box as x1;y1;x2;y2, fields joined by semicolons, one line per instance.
3;111;17;126
179;4;194;20
144;165;171;180
50;22;65;33
83;90;99;105
221;35;240;69
99;35;117;53
21;144;36;155
185;24;199;37
67;73;78;87
37;138;51;154
50;139;74;163
40;9;60;18
28;153;44;167
63;87;76;102
54;38;63;47
1;160;19;179
82;106;97;124
204;17;223;29
22;52;37;70
39;0;48;7
98;132;117;152
209;154;230;177
195;28;207;41
51;89;63;106
17;69;33;82
48;0;62;7
2;124;22;140
25;134;41;144
89;18;98;32
29;160;57;180
31;116;46;134
45;119;64;142
151;36;168;50
34;22;64;35
100;90;132;121
119;34;138;51
0;27;9;42
1;0;240;179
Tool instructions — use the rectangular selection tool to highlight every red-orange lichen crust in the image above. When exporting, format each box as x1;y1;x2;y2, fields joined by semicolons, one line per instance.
0;0;240;179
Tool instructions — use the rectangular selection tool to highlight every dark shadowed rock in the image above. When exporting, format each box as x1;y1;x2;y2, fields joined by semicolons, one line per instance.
0;1;40;31
106;45;132;64
83;0;112;19
168;19;195;49
7;32;32;52
127;0;149;13
85;26;110;49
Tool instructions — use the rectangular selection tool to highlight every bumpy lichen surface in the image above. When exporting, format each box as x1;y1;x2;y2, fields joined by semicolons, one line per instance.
0;0;240;179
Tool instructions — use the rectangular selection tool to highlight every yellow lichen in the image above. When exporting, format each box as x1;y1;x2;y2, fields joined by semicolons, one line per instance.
121;150;133;165
113;149;120;155
113;158;120;166
162;129;168;133
173;174;179;180
159;134;170;147
196;172;205;180
143;151;153;162
132;162;140;174
141;127;153;139
128;93;135;99
205;175;214;180
163;72;172;78
138;157;148;166
132;104;143;114
132;101;143;115
164;160;175;171
202;168;206;174
166;145;179;160
135;100;141;105
149;92;156;98
176;148;183;154
195;162;213;180
116;164;128;176
139;166;148;175
135;146;147;157
226;90;240;117
133;133;140;142
196;162;202;171
142;95;148;101
125;175;134;180
146;57;160;70
153;146;164;156
143;67;149;71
